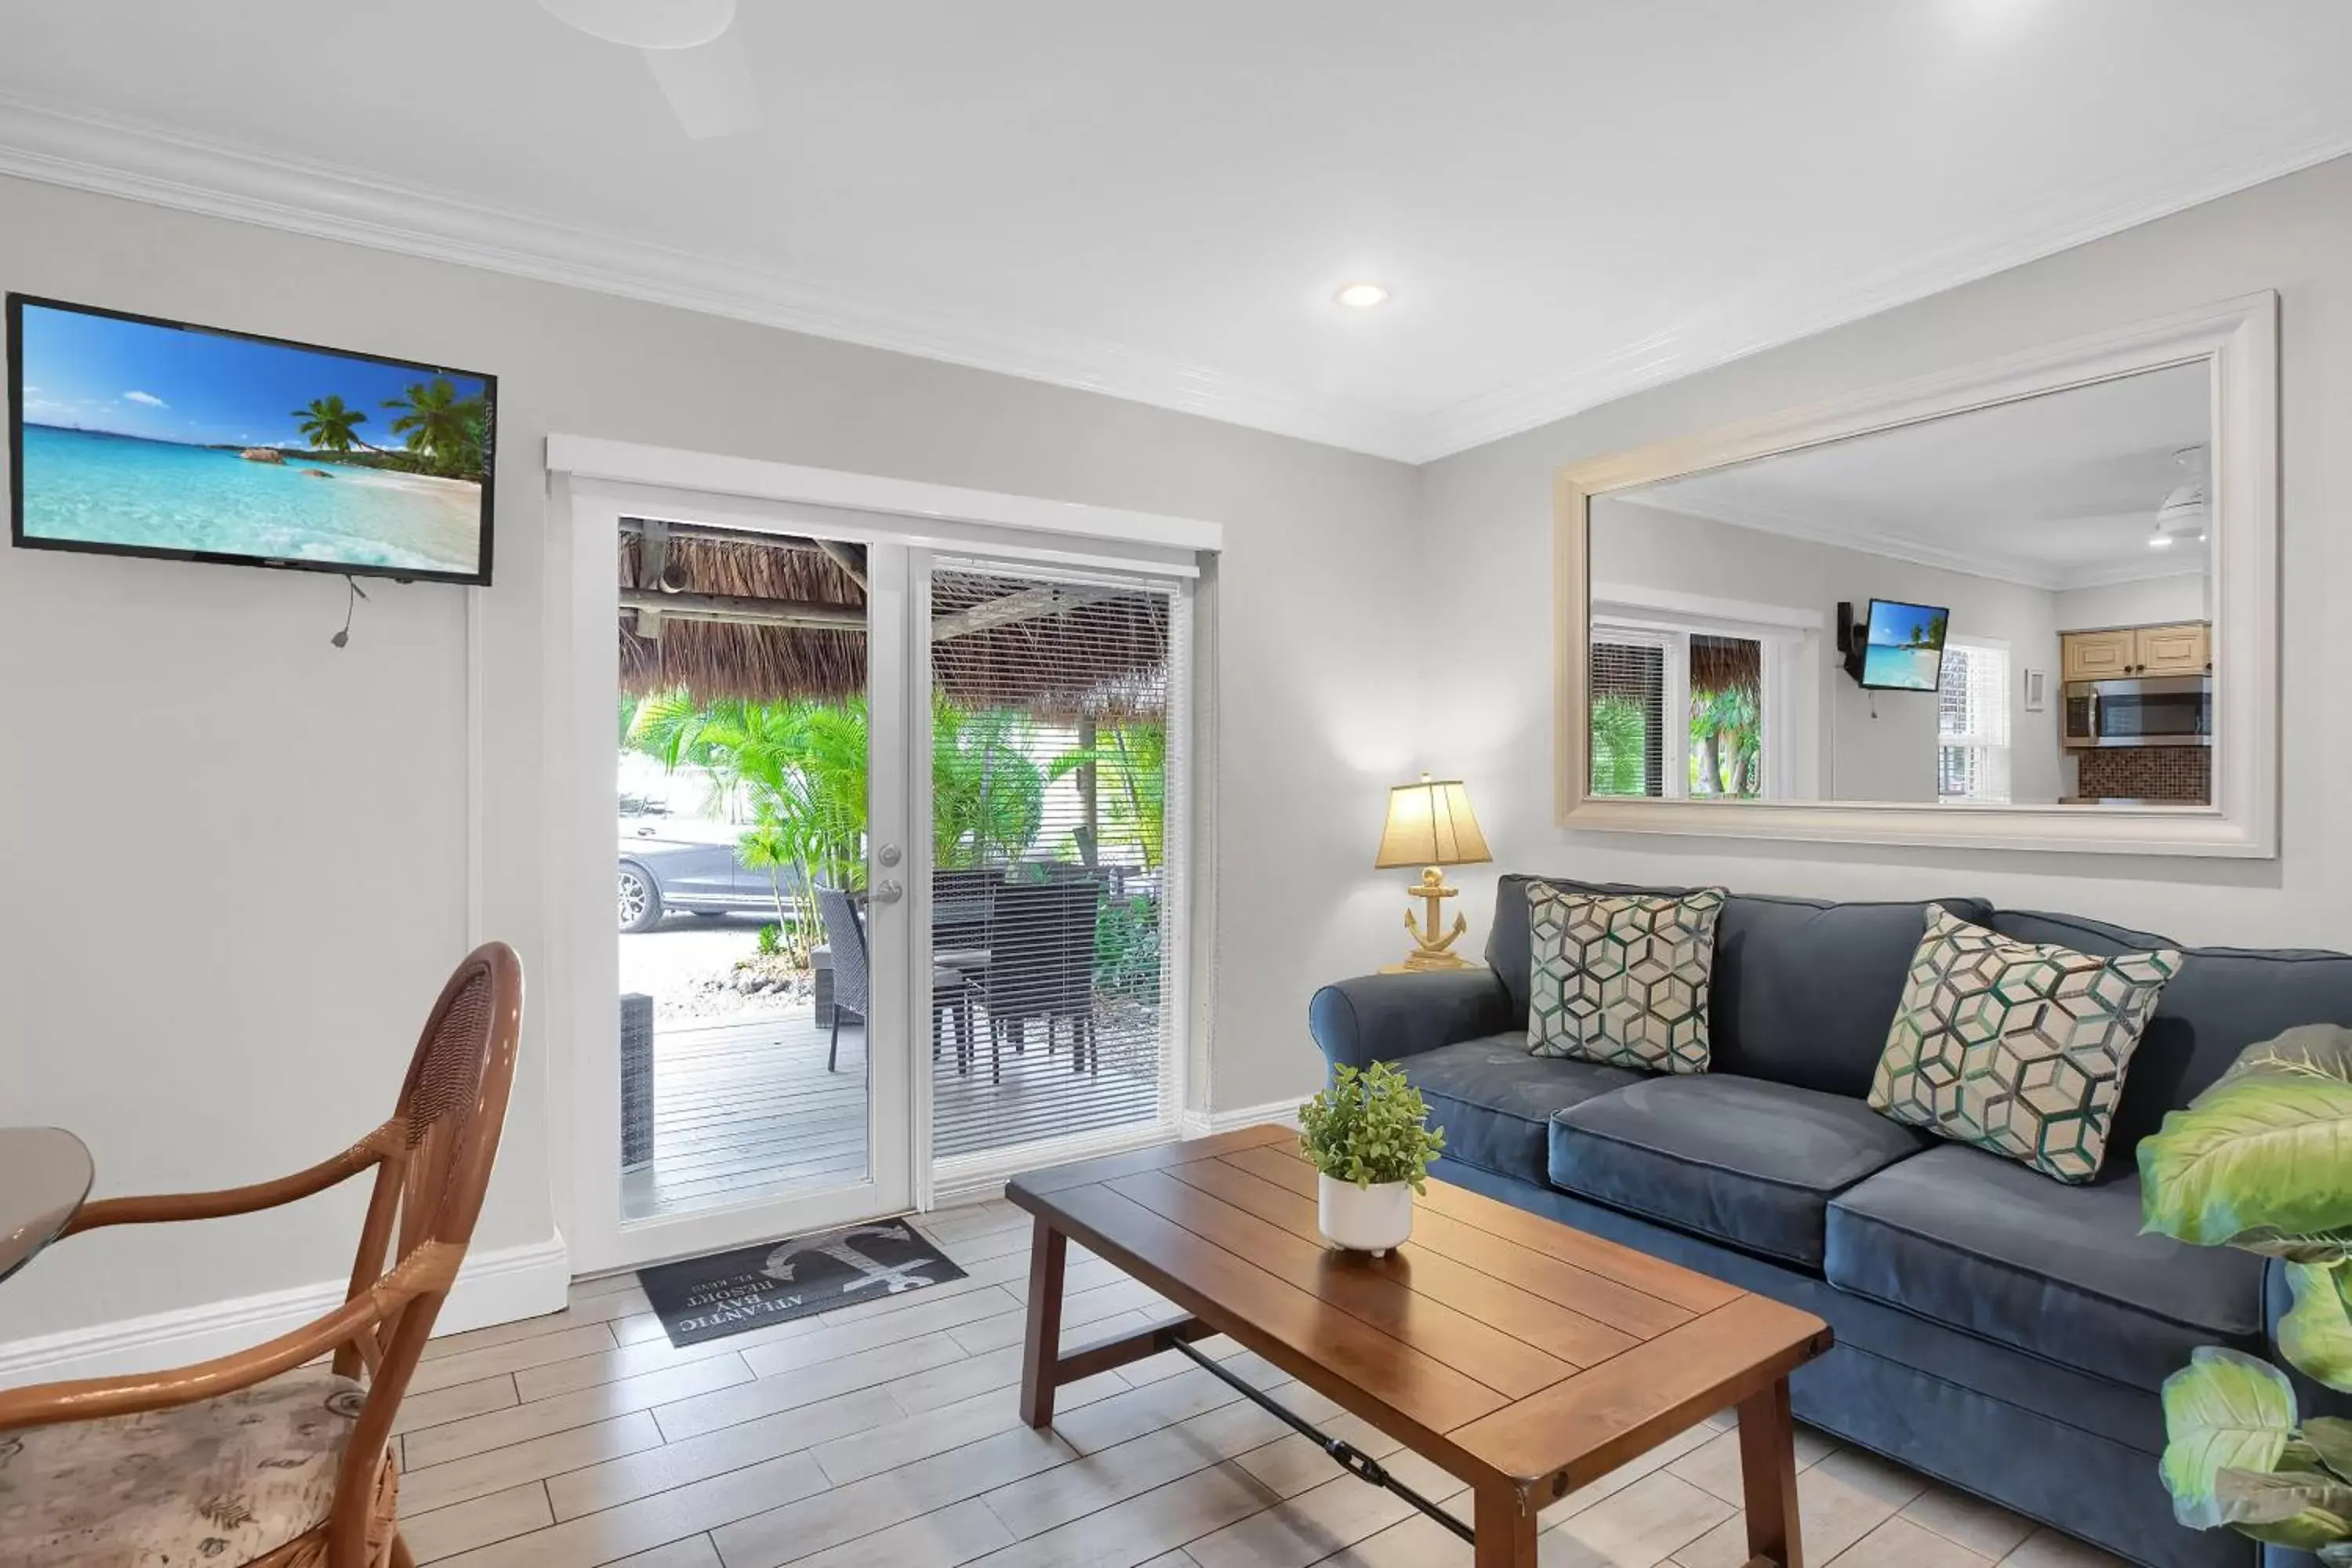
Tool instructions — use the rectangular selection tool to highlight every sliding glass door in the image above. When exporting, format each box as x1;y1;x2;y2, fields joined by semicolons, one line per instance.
569;493;1191;1271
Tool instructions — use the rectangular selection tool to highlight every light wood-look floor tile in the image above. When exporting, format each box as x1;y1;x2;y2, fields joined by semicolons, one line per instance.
388;1205;2107;1568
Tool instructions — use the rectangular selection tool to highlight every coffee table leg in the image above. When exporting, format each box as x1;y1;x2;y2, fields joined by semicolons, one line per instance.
1738;1376;1804;1568
1473;1483;1536;1568
1018;1218;1068;1428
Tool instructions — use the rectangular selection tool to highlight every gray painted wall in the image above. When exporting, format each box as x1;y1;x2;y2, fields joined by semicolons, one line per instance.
0;173;1421;1340
1419;151;2351;962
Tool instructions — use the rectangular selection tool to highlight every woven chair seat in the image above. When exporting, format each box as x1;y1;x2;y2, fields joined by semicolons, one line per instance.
0;1368;369;1565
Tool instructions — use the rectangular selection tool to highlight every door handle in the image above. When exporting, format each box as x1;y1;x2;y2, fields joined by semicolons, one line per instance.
870;879;905;905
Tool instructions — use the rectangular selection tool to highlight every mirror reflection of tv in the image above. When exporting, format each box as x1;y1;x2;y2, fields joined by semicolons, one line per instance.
1857;598;1951;691
7;294;494;586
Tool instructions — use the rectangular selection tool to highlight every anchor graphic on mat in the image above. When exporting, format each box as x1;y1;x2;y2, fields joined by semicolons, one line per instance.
760;1223;937;1296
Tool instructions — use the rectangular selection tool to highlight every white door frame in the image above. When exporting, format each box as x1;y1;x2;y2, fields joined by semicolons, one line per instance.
543;440;1224;1272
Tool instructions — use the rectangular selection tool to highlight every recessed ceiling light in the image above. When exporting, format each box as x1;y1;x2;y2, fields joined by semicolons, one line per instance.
2147;534;2174;550
1334;282;1390;310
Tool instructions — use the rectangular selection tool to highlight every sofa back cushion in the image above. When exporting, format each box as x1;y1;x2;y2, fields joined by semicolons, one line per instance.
1991;909;2352;1161
1489;875;1993;1098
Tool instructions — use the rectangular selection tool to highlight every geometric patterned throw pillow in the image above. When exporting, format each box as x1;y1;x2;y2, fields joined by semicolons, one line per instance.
1867;906;2181;1183
1526;884;1726;1074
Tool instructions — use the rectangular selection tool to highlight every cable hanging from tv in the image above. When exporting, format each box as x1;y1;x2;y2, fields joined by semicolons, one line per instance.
331;575;368;648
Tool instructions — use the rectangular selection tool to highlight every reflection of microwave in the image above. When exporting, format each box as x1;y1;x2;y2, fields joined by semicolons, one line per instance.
2063;676;2212;749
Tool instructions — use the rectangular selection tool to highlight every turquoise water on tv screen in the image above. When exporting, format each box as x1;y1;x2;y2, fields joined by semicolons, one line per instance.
18;425;481;575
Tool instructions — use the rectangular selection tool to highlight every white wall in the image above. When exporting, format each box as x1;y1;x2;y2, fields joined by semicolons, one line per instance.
2054;572;2210;630
0;173;1421;1342
1419;151;2352;957
1590;499;2064;804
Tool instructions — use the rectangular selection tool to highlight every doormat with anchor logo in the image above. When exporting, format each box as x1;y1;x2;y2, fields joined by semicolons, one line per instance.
637;1218;968;1348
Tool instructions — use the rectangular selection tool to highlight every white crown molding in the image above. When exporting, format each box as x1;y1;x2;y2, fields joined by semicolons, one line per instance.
2057;557;2210;592
0;1232;568;1389
0;96;1423;461
0;93;2343;467
1412;123;2352;462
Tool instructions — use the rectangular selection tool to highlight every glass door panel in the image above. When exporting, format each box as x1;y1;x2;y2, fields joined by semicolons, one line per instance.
924;561;1183;1174
593;519;912;1265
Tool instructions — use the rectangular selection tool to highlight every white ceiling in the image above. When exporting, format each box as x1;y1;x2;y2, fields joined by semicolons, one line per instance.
1626;361;2212;590
2;3;2348;462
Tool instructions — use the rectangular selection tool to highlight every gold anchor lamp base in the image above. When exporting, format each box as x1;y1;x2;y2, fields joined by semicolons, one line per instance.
1382;866;1477;973
1372;776;1492;975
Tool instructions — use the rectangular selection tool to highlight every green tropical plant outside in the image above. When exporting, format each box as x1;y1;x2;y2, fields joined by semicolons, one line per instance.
1047;723;1166;869
623;692;1169;980
2139;1024;2352;1558
1298;1062;1446;1192
1591;693;1648;797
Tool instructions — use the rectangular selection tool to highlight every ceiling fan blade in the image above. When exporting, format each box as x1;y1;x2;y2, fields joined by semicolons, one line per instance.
643;26;762;140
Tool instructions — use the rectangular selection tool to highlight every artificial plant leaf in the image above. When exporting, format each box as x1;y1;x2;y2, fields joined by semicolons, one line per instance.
2213;1467;2352;1551
2161;1348;2300;1529
2140;1075;2352;1247
2307;1419;2352;1486
2285;1267;2352;1395
2212;1025;2352;1094
2227;1226;2352;1265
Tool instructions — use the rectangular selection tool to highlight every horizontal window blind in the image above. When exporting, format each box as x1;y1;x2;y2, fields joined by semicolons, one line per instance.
1590;640;1666;797
927;562;1181;1163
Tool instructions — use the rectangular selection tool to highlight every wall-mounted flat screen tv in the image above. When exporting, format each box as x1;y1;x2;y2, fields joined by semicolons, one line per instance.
8;294;494;585
1857;598;1950;691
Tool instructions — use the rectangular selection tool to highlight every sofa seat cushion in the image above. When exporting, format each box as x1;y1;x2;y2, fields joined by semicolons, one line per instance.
1825;1142;2266;1392
1398;1033;1642;1186
1548;1076;1934;1268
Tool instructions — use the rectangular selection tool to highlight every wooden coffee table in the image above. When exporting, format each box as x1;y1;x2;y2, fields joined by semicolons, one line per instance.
1007;1124;1831;1568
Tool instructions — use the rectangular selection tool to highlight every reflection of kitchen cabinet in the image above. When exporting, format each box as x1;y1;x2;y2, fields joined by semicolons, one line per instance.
2061;622;2210;681
2061;630;2136;681
2136;622;2211;675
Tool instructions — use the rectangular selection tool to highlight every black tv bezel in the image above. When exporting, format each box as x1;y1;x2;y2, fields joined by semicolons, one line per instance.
1851;596;1951;691
6;292;496;588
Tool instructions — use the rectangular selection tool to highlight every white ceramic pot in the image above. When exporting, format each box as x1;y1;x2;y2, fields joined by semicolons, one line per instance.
1317;1172;1414;1255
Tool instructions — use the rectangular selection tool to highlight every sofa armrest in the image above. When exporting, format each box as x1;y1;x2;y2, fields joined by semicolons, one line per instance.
1308;968;1514;1075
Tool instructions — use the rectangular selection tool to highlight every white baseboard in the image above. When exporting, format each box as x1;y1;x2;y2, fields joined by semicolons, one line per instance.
0;1232;570;1390
1179;1099;1302;1140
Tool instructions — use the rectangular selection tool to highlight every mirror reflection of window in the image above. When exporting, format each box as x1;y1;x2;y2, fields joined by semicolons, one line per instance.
1589;639;1665;797
1937;639;2012;804
1688;636;1763;800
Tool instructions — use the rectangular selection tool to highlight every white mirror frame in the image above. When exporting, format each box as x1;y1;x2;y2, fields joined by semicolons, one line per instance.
1555;292;2278;858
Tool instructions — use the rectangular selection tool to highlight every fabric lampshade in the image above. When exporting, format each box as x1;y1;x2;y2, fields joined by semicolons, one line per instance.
1375;778;1492;869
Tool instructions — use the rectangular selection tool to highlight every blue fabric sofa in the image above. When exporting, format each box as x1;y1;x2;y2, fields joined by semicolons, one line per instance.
1308;877;2352;1568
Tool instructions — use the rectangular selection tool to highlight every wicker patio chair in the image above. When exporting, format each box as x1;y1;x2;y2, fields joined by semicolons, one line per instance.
0;942;525;1568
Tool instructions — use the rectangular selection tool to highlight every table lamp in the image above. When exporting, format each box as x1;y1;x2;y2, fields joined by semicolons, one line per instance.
1374;775;1493;973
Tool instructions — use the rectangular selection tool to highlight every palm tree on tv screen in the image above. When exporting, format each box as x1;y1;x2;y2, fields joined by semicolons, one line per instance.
291;394;374;454
383;377;488;479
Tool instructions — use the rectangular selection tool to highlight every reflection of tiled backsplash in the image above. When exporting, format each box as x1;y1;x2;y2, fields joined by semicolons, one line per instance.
2076;748;2212;804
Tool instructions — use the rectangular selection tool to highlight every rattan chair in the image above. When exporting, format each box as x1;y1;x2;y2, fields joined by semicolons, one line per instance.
0;942;525;1568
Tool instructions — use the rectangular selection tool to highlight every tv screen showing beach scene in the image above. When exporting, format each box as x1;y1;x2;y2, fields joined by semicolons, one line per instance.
1859;598;1950;691
8;296;493;584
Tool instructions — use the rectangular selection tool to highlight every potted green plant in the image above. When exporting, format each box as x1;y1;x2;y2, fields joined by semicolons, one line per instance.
1298;1062;1446;1256
2137;1024;2352;1558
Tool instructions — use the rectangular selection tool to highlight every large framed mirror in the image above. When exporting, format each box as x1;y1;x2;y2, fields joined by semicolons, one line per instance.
1555;293;2277;857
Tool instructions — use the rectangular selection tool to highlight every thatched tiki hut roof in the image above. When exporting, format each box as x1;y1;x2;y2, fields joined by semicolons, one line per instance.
619;521;1171;720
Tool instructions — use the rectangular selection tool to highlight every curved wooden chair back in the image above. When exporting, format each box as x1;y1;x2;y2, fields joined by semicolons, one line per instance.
0;941;524;1568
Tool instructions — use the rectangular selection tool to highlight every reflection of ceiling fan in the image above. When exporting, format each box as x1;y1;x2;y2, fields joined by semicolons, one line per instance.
2148;446;2207;550
537;0;761;140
